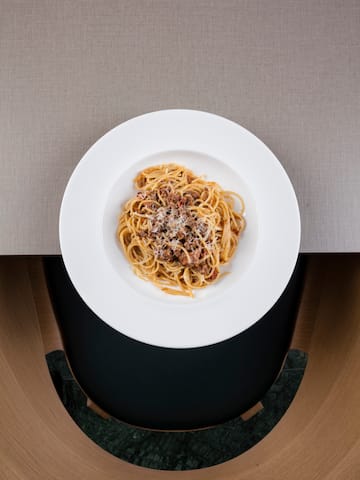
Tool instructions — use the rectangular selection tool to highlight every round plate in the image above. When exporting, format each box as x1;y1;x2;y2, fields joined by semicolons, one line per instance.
59;110;300;348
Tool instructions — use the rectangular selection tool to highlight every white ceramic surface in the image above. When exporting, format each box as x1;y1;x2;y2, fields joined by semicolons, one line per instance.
59;110;300;348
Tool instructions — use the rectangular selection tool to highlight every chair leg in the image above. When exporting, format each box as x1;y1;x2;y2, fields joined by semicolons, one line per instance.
241;402;263;421
27;257;63;354
86;398;111;419
290;256;324;353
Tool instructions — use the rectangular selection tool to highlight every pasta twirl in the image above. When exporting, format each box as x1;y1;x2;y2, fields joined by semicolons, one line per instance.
117;164;246;297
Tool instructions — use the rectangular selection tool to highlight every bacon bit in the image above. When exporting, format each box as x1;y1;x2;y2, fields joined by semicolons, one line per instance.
178;247;201;266
178;251;190;266
136;185;212;266
189;248;202;264
196;263;211;276
188;191;200;200
159;247;174;261
208;270;219;281
137;176;146;188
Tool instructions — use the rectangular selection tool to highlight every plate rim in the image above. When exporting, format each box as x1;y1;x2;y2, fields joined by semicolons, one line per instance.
59;109;301;348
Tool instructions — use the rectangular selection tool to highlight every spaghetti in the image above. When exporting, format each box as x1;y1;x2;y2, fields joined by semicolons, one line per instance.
117;164;245;297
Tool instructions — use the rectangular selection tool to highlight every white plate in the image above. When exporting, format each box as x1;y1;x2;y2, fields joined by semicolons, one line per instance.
59;110;300;348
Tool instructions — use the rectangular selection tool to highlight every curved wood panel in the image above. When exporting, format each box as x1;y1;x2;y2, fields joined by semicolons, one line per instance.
0;255;359;479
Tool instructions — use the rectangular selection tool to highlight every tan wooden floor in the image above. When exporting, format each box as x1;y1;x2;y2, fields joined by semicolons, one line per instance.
0;255;359;479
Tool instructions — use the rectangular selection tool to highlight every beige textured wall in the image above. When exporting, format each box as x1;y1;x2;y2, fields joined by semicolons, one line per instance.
0;0;359;253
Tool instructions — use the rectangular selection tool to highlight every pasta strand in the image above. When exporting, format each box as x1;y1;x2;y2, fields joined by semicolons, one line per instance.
117;164;246;297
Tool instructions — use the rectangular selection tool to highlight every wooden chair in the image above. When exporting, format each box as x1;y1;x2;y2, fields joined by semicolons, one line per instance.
42;255;305;430
0;255;359;479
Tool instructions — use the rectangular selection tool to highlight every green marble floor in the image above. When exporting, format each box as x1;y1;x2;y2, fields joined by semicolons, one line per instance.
46;349;307;470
